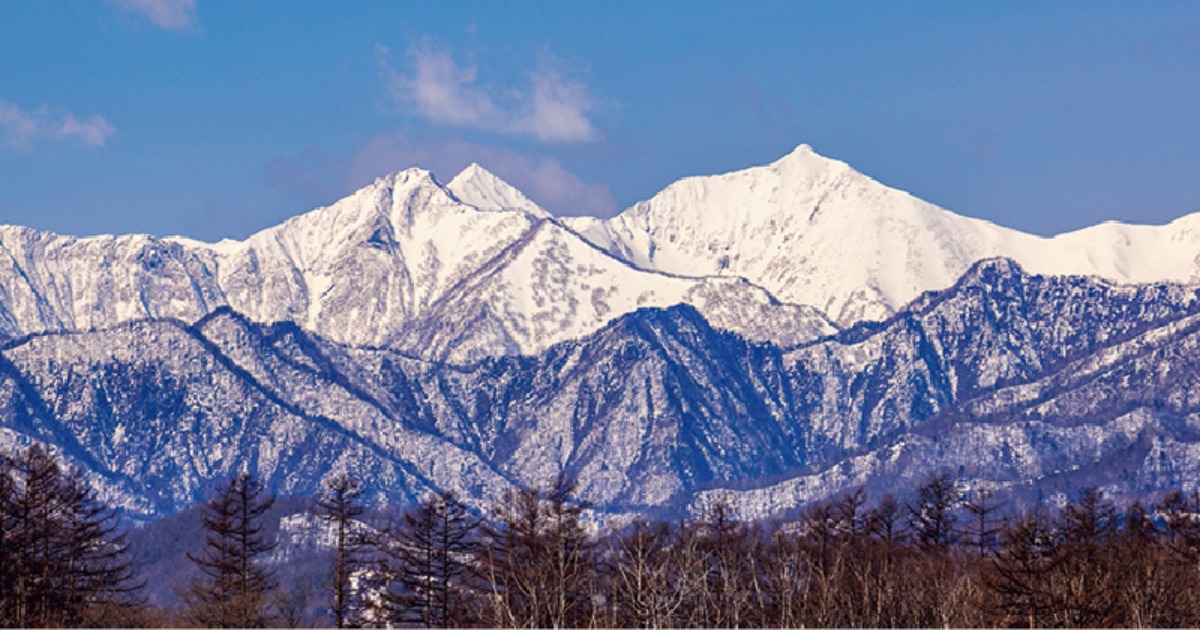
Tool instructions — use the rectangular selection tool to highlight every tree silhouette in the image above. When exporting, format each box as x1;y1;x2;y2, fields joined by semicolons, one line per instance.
0;444;141;627
314;473;366;628
376;490;481;627
184;472;278;627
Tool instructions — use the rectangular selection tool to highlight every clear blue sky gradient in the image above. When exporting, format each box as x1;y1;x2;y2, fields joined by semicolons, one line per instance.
1;2;1198;240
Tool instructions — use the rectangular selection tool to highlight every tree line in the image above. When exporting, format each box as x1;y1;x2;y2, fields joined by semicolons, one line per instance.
0;445;141;627
5;440;1200;627
185;471;1200;628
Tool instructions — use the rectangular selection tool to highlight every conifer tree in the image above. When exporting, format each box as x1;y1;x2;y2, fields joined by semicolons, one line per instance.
0;444;141;627
314;473;366;628
184;472;278;628
962;484;1005;559
378;490;481;627
907;474;961;551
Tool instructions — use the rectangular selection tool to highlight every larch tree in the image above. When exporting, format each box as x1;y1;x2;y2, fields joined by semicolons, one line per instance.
314;473;366;628
377;490;481;628
184;472;278;628
0;444;141;627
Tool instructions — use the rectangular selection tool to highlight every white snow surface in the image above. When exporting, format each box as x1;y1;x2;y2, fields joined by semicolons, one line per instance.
0;163;831;358
1;149;1199;358
446;163;552;219
565;144;1200;324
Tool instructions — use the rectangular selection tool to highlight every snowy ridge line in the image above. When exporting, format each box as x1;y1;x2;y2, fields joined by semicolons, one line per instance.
0;314;196;352
197;311;420;434
568;144;1200;326
181;320;486;503
957;310;1200;423
1;145;1200;363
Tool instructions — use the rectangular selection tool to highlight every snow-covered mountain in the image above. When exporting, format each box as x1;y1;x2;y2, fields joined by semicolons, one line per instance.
0;168;539;349
4;145;1200;522
5;260;1200;521
446;162;552;218
0;166;832;360
2;145;1199;358
567;144;1200;324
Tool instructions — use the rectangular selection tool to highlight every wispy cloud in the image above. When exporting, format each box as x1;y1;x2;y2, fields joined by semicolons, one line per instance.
511;58;598;142
379;43;599;143
108;0;196;31
0;99;116;151
58;112;118;146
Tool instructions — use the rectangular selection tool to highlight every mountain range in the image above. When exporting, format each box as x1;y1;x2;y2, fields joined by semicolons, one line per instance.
2;145;1199;520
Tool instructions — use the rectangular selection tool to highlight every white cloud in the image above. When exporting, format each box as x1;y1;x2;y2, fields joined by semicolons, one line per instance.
381;44;598;144
510;58;598;142
108;0;196;31
384;44;499;128
0;101;38;149
0;99;116;151
58;113;117;147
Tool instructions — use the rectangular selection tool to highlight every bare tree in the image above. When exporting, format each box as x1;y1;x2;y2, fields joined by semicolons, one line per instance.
477;474;596;629
606;520;700;628
693;498;762;628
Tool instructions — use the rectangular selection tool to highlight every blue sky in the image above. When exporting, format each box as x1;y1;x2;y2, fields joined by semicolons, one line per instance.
1;1;1198;241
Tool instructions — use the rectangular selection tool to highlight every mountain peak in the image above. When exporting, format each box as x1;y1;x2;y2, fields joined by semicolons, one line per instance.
372;166;440;190
447;163;551;218
777;142;815;159
766;143;853;179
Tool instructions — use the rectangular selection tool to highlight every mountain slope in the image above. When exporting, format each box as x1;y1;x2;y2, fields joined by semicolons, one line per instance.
0;311;512;516
3;148;1200;359
390;219;835;362
5;260;1200;521
0;165;840;359
567;145;1200;324
701;301;1200;520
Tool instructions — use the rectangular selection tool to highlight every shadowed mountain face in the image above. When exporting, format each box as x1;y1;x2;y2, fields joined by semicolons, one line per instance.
4;258;1200;520
5;147;1200;521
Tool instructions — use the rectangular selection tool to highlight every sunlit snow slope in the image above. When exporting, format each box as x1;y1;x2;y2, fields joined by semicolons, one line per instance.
0;164;833;359
1;145;1198;359
567;145;1200;324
